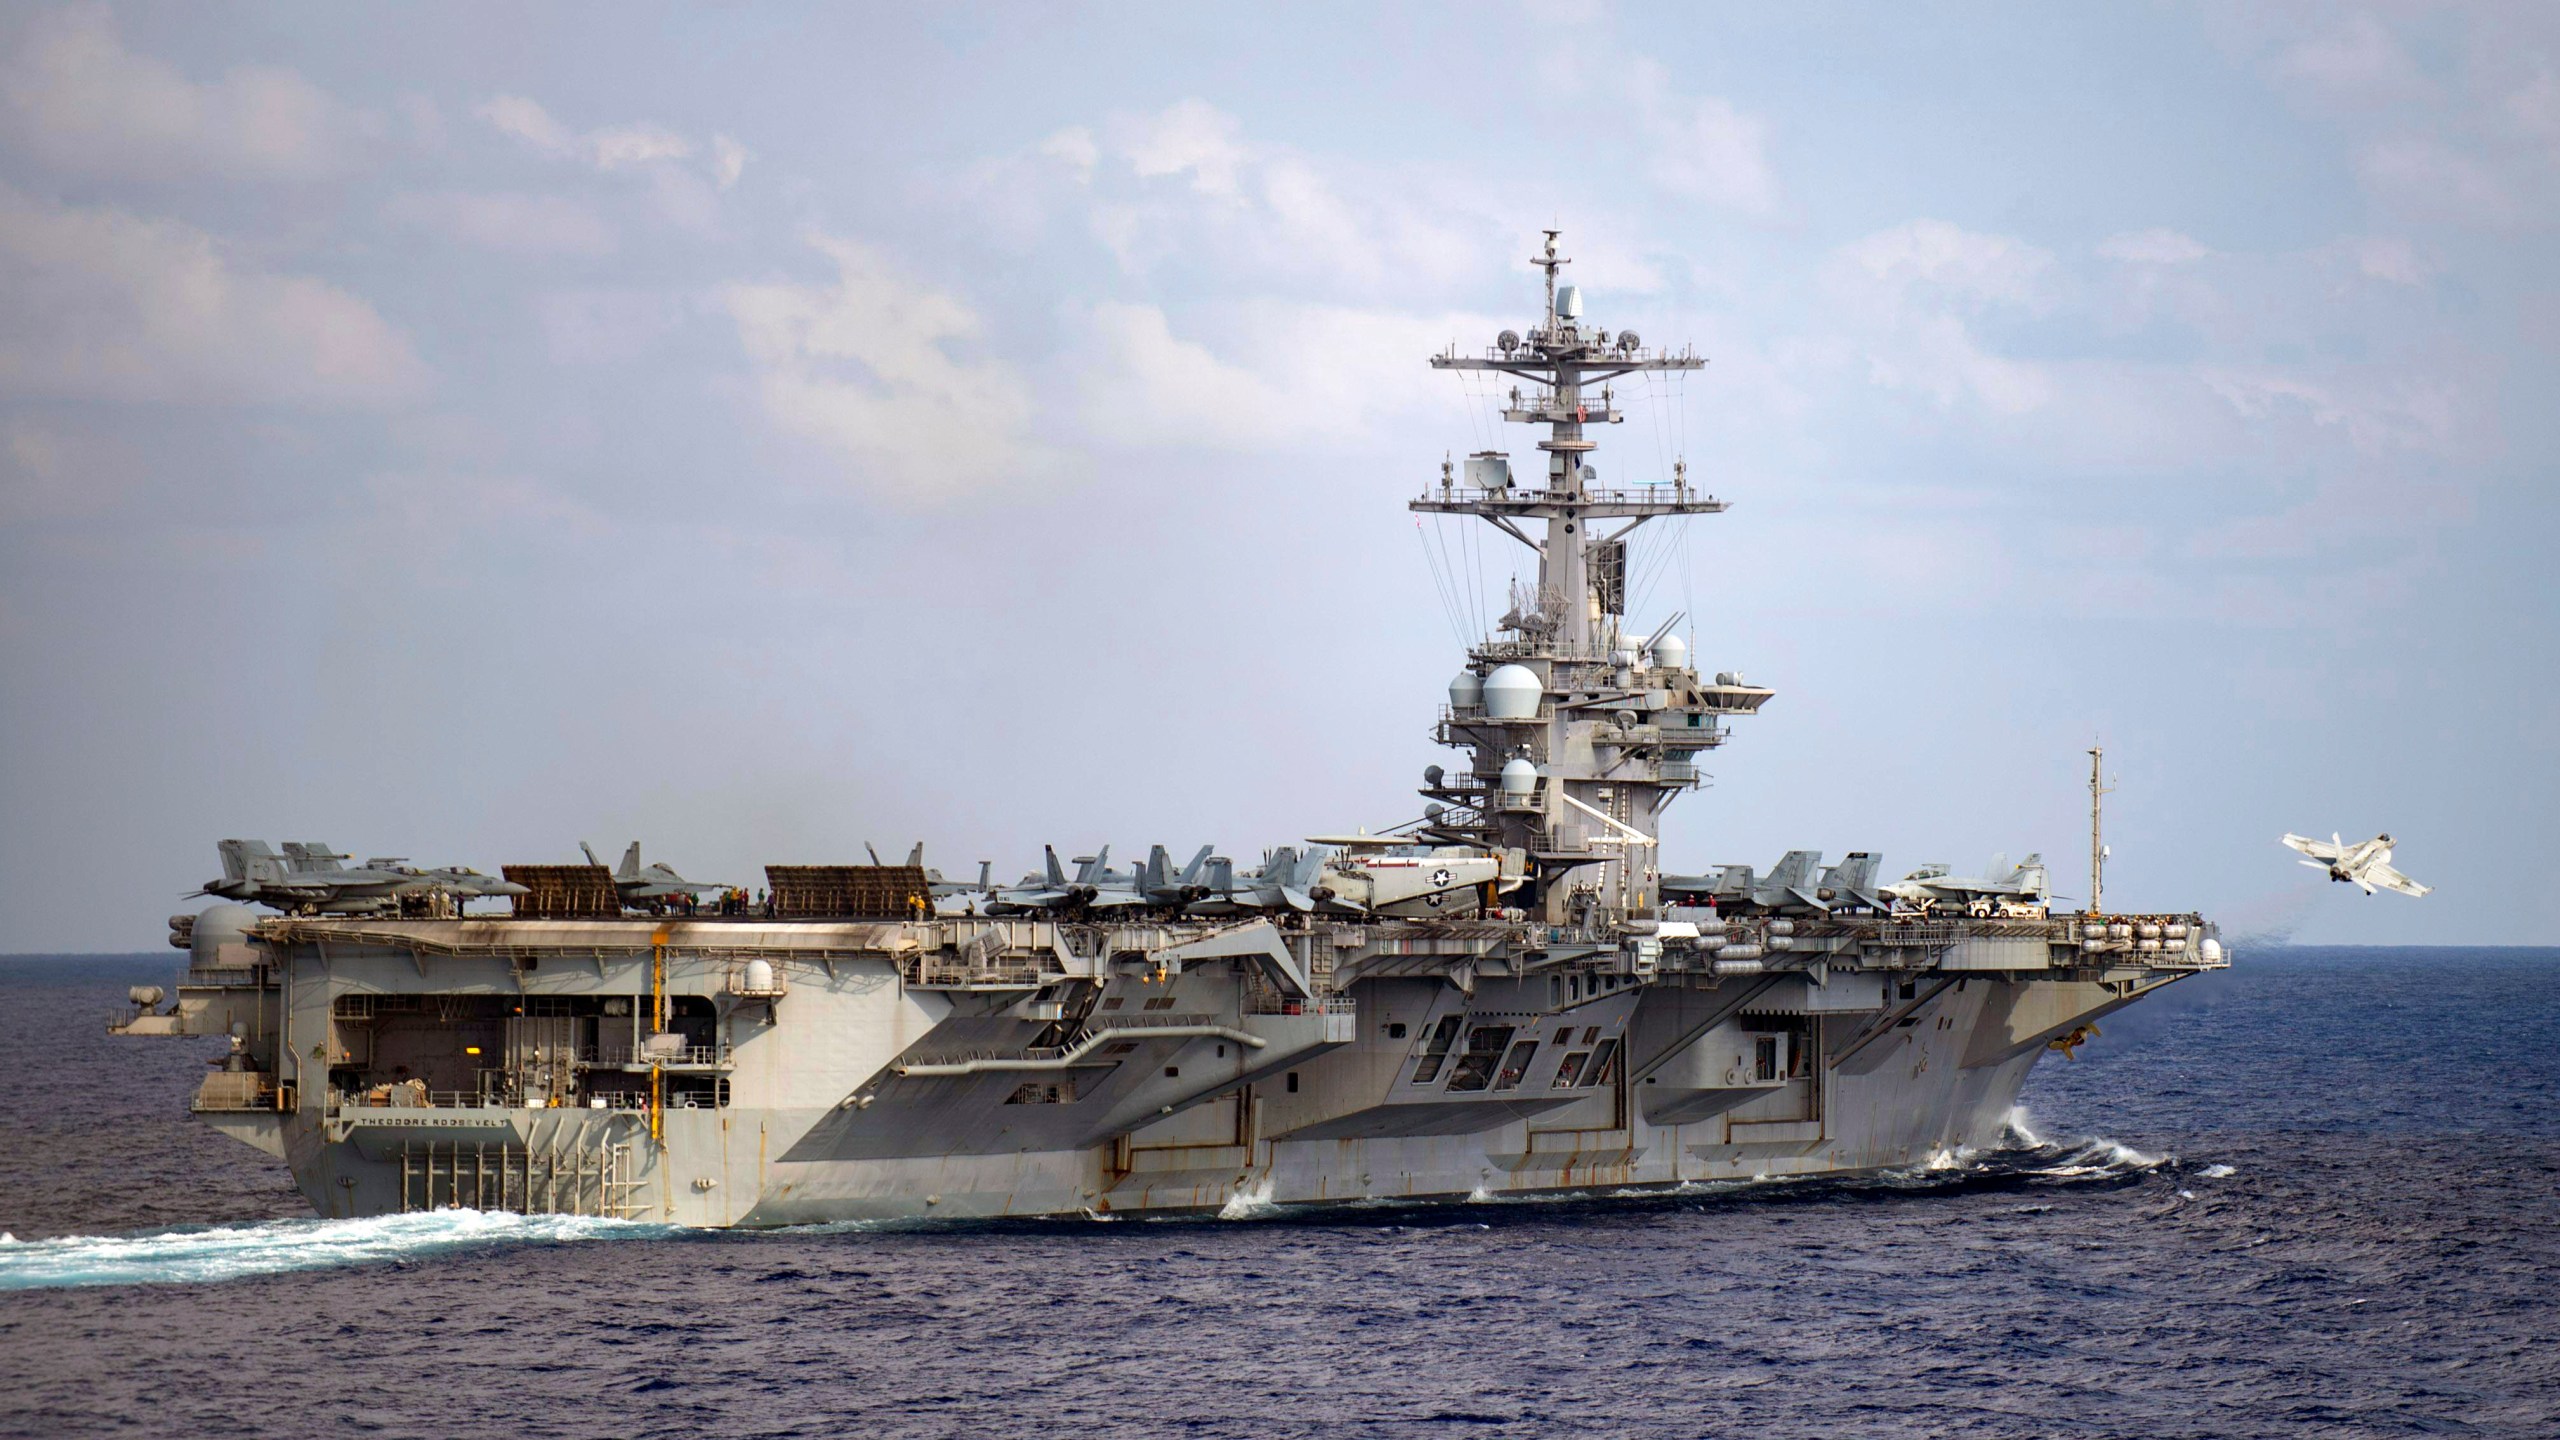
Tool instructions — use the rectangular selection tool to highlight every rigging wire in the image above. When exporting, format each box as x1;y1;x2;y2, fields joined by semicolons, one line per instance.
1415;520;1466;647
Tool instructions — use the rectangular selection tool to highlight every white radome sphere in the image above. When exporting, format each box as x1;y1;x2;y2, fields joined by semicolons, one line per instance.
1650;633;1689;670
1447;671;1484;710
1499;756;1539;796
1482;664;1542;719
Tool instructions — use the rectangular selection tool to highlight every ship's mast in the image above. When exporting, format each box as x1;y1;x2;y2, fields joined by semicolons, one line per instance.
1416;232;1771;924
2087;745;2112;915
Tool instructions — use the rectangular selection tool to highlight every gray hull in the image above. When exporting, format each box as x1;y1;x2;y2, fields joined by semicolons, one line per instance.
137;912;2203;1227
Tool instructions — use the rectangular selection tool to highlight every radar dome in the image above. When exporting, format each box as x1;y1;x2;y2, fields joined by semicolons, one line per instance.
1650;633;1689;670
190;903;259;967
1500;757;1539;797
1482;664;1542;719
1448;671;1484;711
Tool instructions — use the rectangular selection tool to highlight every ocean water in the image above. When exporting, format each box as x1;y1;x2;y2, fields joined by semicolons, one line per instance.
0;948;2553;1438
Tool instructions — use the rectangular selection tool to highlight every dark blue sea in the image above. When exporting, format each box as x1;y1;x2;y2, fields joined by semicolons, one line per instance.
1;948;2553;1438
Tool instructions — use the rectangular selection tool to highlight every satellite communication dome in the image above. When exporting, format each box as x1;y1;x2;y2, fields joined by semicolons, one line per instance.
1482;664;1542;719
1650;633;1689;670
1497;330;1520;353
1447;671;1484;711
1617;331;1641;352
188;903;259;968
1500;756;1539;797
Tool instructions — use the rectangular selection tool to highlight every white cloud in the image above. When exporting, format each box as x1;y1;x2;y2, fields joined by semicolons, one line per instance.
1825;220;2056;413
1038;126;1098;181
721;233;1040;498
2347;234;2432;286
0;183;425;406
477;94;576;155
2199;368;2463;456
383;191;616;255
476;94;727;184
1069;299;1504;451
2359;137;2521;227
1643;90;1780;217
2098;228;2210;265
589;123;694;171
1;417;142;520
1058;101;1491;293
1840;219;2055;306
0;5;367;181
2270;15;2434;109
1123;99;1247;198
712;134;750;190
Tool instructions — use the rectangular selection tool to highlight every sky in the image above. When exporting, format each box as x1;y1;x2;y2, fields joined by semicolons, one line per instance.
2;1;2554;951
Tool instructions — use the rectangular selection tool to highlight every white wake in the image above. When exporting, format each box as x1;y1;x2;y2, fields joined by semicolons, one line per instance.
0;1209;671;1291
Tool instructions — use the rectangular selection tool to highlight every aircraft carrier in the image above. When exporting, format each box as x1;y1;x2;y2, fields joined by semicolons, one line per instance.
114;234;2224;1225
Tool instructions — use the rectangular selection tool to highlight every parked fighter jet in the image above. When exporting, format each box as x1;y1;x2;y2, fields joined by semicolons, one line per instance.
2283;832;2431;897
580;842;727;910
1186;846;1333;915
1660;849;1825;912
987;845;1114;913
197;840;526;914
1883;854;2050;915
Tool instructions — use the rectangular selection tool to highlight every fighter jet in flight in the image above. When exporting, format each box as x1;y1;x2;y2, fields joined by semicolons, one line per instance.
2283;832;2431;897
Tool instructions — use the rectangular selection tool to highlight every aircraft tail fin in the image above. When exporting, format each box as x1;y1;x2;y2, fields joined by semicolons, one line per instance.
1767;850;1820;891
218;839;287;885
580;842;602;869
618;843;641;880
1180;844;1214;885
282;842;346;874
1044;846;1068;888
905;842;924;869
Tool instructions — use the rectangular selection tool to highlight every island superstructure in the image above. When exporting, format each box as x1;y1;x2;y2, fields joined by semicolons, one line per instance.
115;234;2224;1225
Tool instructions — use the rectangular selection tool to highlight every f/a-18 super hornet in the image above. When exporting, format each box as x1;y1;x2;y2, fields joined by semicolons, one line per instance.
196;840;526;914
982;844;1221;914
987;845;1117;913
2283;831;2431;897
1660;851;1888;915
580;842;727;910
1185;845;1333;915
1883;853;2051;916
